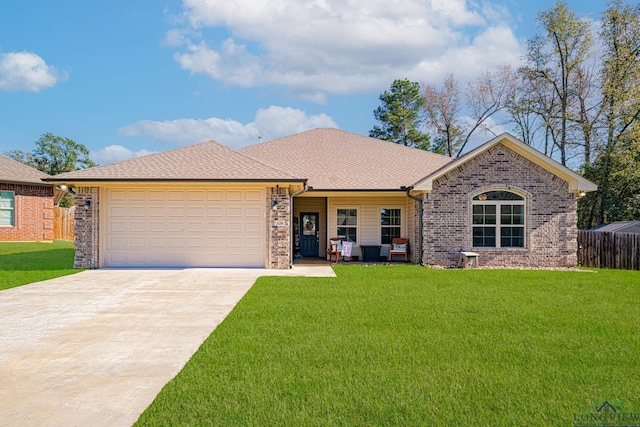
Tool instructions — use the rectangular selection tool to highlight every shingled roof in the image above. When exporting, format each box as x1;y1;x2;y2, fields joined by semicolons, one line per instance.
240;128;453;190
0;155;51;185
49;140;303;182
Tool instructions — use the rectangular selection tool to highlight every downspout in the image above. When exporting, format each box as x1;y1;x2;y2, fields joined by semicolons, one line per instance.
289;185;312;268
401;186;424;266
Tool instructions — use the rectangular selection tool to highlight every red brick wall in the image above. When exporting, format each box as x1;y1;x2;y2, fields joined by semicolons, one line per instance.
0;183;54;242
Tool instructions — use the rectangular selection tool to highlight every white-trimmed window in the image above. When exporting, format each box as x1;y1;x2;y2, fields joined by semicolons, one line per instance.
381;208;401;244
472;190;525;248
337;208;357;242
0;191;15;226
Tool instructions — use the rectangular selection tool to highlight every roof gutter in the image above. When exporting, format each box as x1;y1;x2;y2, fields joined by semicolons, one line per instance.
401;185;424;266
289;185;313;268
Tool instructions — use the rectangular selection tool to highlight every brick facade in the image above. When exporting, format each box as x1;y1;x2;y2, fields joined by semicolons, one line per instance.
267;186;291;269
406;197;421;264
0;183;53;242
74;187;100;269
423;143;578;268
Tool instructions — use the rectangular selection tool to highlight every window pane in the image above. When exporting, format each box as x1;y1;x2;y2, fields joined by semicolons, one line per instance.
473;227;496;247
337;209;357;242
381;227;401;244
381;208;400;225
501;205;513;225
337;211;347;225
338;227;357;243
512;211;524;225
302;215;316;235
485;213;496;225
473;191;524;201
0;209;13;226
381;209;401;244
0;192;14;226
501;227;524;247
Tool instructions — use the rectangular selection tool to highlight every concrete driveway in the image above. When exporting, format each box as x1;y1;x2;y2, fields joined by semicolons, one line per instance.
0;266;334;427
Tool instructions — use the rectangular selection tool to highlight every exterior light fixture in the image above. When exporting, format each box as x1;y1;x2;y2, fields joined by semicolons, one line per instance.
579;191;586;197
84;200;91;210
271;199;278;210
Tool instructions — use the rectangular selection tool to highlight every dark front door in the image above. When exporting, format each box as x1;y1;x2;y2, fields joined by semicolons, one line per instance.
300;212;319;257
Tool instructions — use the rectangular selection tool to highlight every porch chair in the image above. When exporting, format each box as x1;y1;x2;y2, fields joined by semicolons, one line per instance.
327;238;342;262
389;238;409;262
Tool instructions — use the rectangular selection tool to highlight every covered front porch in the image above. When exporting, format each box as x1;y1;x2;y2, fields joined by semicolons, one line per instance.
291;193;421;264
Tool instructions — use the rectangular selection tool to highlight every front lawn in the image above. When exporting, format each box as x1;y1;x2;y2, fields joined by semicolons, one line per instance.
136;266;640;426
0;241;79;290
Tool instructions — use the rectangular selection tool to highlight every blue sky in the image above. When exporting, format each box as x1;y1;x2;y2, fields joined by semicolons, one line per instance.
0;0;609;165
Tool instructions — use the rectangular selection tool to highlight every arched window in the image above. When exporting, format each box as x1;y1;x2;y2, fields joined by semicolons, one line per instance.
472;190;525;248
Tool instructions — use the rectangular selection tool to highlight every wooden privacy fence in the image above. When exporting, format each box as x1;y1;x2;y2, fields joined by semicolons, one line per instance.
577;230;640;270
53;206;75;241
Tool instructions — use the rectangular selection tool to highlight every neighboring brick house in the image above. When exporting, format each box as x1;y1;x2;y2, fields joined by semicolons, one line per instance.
0;155;54;242
47;129;597;269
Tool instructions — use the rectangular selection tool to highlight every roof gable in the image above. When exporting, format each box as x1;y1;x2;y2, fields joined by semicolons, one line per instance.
412;133;598;194
49;140;302;183
0;155;51;185
240;128;453;190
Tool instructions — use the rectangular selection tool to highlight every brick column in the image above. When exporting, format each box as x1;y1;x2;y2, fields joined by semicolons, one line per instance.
74;187;100;269
266;186;290;269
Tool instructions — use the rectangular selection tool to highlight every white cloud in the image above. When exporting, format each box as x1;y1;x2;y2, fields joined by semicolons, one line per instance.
169;0;522;100
0;51;68;92
119;105;338;148
90;145;155;165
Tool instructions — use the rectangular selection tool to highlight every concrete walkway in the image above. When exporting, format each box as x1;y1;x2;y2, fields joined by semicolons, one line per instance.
0;266;335;427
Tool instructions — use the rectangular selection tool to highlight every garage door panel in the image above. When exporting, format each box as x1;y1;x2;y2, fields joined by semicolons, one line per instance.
246;190;262;201
245;236;262;248
148;191;166;201
207;191;223;201
105;188;265;267
148;222;165;232
129;237;146;248
246;207;261;218
129;222;146;233
110;221;127;233
109;236;126;249
110;206;127;217
130;207;146;217
188;191;204;201
226;191;242;201
245;221;261;233
187;206;204;217
148;206;165;217
130;191;146;201
166;222;184;232
168;191;185;201
226;222;243;233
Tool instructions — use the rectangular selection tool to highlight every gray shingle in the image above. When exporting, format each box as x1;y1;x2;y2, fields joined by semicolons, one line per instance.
240;128;453;190
0;155;51;185
51;140;302;182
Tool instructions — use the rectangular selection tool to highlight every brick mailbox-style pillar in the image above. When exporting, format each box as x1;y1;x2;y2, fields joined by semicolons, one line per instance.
267;186;291;269
74;187;100;269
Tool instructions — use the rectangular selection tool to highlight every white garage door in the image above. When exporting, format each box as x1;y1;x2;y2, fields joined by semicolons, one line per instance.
104;188;265;267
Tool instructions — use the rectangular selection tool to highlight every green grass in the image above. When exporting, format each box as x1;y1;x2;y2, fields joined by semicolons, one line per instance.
136;266;640;426
0;241;79;290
